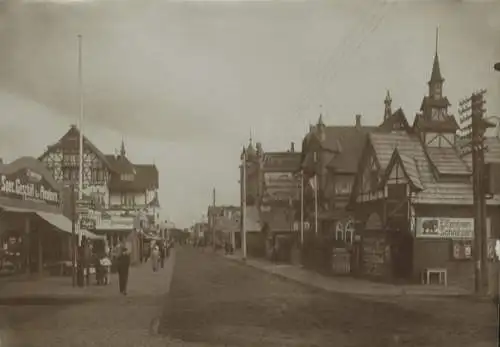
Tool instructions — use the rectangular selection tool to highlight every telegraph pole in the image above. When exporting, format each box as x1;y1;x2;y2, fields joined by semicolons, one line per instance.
70;184;76;287
241;147;247;260
212;187;216;251
459;89;491;294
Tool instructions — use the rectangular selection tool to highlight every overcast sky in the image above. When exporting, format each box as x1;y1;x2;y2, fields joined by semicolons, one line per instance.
0;0;499;227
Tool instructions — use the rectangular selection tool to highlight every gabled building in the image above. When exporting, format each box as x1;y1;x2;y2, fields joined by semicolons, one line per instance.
348;47;500;288
39;126;160;255
300;113;377;244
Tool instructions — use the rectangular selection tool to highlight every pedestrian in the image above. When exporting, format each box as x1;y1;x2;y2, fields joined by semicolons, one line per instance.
159;240;165;269
117;245;131;295
151;244;160;272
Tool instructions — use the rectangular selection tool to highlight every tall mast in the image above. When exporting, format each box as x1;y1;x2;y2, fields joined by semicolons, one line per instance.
77;34;84;200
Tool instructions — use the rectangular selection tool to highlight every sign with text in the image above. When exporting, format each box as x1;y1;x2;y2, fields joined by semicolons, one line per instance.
263;172;300;201
80;217;96;231
0;169;59;205
416;217;473;239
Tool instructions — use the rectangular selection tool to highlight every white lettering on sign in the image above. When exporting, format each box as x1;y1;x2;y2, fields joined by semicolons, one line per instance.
0;175;59;204
416;217;474;239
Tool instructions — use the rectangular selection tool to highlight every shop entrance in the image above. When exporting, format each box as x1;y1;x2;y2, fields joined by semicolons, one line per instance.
389;228;413;280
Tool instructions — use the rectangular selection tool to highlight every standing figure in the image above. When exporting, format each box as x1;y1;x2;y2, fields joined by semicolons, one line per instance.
117;246;131;295
159;241;165;269
151;244;160;272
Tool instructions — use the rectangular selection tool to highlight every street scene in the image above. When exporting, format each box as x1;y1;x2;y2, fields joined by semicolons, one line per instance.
1;0;500;346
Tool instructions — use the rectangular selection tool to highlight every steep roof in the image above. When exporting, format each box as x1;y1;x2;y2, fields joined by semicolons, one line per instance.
108;164;159;192
325;127;377;174
365;131;500;205
302;125;377;174
380;149;424;191
104;155;135;174
40;125;112;170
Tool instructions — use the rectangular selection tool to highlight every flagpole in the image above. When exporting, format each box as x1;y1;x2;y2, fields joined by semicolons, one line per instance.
300;170;304;244
241;148;247;260
314;153;318;235
77;34;84;246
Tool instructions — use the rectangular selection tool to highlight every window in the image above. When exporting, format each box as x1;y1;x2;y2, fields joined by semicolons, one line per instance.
344;220;354;245
335;222;344;241
91;168;98;183
63;168;70;180
97;170;104;182
121;193;135;207
370;171;378;190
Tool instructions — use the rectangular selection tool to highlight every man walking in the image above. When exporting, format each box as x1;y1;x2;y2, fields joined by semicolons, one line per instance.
117;245;131;295
159;240;165;269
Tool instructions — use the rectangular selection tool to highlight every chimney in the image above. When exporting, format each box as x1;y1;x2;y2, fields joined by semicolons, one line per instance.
355;114;362;128
290;142;295;152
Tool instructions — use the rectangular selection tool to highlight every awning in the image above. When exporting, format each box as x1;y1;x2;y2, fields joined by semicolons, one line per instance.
36;211;73;234
35;211;104;240
0;205;37;214
81;229;106;240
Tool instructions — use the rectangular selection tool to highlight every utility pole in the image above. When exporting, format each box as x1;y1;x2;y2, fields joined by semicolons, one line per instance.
459;89;491;294
212;187;216;251
70;184;76;287
241;147;247;260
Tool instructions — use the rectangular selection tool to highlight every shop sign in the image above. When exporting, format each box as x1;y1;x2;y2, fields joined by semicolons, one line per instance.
0;170;59;205
80;217;96;231
416;217;473;239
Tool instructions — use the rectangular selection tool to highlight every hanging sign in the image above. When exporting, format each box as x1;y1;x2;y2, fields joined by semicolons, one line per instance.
0;170;59;205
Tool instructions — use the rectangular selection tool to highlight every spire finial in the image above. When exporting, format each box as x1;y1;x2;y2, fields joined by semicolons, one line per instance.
249;129;253;146
435;26;439;56
120;136;126;157
318;104;324;125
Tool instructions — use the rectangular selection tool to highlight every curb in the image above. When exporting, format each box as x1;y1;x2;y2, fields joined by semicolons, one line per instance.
219;252;477;301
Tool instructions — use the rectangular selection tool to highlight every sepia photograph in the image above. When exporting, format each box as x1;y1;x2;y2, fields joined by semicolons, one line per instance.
0;0;499;346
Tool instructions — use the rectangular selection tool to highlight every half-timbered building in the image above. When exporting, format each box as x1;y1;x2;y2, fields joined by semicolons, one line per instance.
348;49;500;288
39;126;160;261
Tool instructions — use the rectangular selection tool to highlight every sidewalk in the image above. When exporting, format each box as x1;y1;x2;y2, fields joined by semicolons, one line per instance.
0;250;181;347
0;257;172;300
221;250;472;300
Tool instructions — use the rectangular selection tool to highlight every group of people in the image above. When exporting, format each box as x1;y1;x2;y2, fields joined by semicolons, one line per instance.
147;238;172;272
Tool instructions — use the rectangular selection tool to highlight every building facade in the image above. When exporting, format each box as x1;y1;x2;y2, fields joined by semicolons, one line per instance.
348;49;500;288
39;126;160;262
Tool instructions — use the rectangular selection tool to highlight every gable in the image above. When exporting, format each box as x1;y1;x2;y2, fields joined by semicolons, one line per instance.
349;139;380;206
39;126;112;171
379;108;411;133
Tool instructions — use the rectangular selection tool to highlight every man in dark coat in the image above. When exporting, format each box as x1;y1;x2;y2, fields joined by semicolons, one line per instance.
159;240;165;269
117;246;131;295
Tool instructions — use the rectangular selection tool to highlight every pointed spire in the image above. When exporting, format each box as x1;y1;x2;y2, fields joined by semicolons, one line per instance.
384;90;392;120
120;137;126;157
429;27;444;84
317;105;324;126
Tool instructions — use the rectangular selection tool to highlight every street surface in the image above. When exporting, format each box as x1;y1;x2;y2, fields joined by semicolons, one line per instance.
0;253;177;347
161;246;497;347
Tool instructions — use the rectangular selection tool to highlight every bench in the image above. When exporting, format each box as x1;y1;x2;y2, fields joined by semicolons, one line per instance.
421;268;447;286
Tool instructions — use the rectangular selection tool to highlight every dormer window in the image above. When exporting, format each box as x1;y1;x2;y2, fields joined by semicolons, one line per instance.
120;173;134;181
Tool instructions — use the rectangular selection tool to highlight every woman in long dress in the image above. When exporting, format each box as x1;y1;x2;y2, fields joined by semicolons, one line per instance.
151;244;160;272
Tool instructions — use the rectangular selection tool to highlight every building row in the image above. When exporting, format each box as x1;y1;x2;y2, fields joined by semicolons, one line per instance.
238;44;500;289
0;125;161;276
